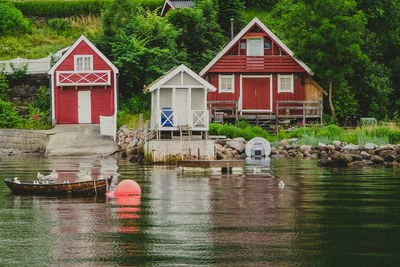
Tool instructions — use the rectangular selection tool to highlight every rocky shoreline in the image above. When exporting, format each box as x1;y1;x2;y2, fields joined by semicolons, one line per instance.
272;139;400;167
117;127;400;168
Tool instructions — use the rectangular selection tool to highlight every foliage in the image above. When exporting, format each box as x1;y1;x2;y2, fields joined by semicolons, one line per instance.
48;18;72;32
101;2;183;95
117;110;151;128
9;63;28;81
30;86;50;113
0;74;11;101
120;92;151;114
0;98;23;128
209;123;270;140
243;0;278;8
0;3;30;36
12;0;108;18
217;0;246;35
166;0;226;71
272;0;368;121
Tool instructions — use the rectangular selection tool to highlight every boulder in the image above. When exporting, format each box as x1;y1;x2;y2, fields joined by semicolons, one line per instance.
303;151;311;158
327;145;335;151
332;140;341;147
384;152;397;162
279;139;289;146
287;138;299;144
271;147;279;155
226;139;246;153
363;160;374;166
371;155;384;164
376;144;395;152
395;144;400;154
344;144;359;151
300;145;312;152
360;151;371;159
348;161;364;168
350;154;363;161
271;154;285;159
378;149;397;158
318;143;327;149
295;152;304;159
364;143;376;150
330;151;352;166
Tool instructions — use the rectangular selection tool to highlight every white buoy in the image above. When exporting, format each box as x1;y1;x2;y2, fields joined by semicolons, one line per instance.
279;180;285;189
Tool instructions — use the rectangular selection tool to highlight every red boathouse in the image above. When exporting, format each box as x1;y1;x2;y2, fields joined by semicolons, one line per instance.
48;35;118;132
201;18;326;123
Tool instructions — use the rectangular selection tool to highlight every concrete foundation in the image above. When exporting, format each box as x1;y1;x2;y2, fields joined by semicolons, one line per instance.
0;129;49;153
145;140;215;162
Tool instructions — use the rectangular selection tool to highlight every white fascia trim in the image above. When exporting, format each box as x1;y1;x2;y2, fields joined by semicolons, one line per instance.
147;64;216;92
161;0;174;16
51;74;55;120
278;74;294;94
48;35;118;75
218;74;235;93
199;17;312;76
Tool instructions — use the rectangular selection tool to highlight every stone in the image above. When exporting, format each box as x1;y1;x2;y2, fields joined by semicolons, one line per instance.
318;143;327;149
300;145;312;152
376;144;395;152
283;145;292;150
271;154;285;159
371;155;384;164
279;139;289;147
330;151;352;166
310;154;319;159
360;151;371;159
280;150;289;157
395;144;400;154
384;152;397;162
332;140;341;147
364;143;376;150
295;152;304;159
327;145;335;151
344;144;359;151
271;147;279;155
226;139;246;153
350;154;363;161
378;149;397;157
303;151;311;158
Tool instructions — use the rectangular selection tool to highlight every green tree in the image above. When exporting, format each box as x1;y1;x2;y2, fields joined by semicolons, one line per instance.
0;3;30;36
217;0;245;36
166;0;226;71
272;0;368;121
0;74;11;101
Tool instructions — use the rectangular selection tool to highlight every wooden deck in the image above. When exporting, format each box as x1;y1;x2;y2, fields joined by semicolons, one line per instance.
178;160;245;168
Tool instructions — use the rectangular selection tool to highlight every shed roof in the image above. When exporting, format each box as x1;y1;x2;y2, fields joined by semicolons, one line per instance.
161;0;194;16
145;64;216;92
199;17;313;76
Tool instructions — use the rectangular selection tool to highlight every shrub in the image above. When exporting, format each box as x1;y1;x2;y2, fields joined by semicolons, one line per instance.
0;3;30;35
30;86;50;113
120;92;151;114
0;98;23;128
48;18;72;31
0;74;11;101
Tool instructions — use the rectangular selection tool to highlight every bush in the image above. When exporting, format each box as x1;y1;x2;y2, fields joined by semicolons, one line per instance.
120;92;151;114
30;86;50;113
0;98;23;128
209;123;271;141
48;18;72;31
13;0;164;18
0;74;11;101
0;3;30;35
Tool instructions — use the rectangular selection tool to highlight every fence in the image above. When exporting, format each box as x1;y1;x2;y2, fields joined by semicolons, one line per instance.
0;56;51;75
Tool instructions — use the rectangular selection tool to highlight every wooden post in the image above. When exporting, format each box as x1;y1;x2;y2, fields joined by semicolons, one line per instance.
302;102;306;126
198;147;200;160
320;101;323;125
189;148;191;159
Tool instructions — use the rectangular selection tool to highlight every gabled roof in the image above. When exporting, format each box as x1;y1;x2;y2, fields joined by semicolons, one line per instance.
145;64;216;92
161;0;194;16
48;35;118;74
199;17;313;76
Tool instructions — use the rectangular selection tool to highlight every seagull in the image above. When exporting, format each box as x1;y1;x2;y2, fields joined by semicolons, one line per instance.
13;177;21;184
278;180;285;189
37;170;58;184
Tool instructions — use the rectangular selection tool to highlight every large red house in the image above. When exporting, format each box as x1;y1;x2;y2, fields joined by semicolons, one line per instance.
48;35;118;128
201;18;325;121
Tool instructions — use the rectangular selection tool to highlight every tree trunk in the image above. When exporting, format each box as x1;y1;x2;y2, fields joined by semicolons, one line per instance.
328;81;335;120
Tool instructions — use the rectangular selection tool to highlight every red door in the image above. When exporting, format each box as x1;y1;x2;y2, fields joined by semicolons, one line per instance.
242;76;271;110
56;89;78;123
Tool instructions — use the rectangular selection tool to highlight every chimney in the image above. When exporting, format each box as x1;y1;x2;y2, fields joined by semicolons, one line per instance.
230;18;234;39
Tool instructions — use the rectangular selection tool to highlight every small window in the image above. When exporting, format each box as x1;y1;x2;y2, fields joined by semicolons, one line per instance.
75;55;92;72
278;74;294;93
219;75;234;93
240;40;246;49
264;38;271;49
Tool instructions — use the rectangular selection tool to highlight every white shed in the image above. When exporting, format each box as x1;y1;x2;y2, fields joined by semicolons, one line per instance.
146;64;216;137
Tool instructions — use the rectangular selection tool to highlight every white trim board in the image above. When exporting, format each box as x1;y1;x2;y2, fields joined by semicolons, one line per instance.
199;17;312;76
240;75;273;112
146;64;216;92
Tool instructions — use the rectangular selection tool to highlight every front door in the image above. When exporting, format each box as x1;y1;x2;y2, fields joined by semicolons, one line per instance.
78;91;91;123
242;76;271;111
175;89;188;125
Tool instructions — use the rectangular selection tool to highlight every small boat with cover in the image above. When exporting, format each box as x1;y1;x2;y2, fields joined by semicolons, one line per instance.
4;176;113;197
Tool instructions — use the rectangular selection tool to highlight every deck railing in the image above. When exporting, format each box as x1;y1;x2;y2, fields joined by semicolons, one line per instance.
192;110;208;128
0;56;51;74
207;100;238;122
276;100;323;124
56;70;111;87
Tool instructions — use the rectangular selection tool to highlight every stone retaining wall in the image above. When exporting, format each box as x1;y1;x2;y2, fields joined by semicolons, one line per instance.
0;129;49;153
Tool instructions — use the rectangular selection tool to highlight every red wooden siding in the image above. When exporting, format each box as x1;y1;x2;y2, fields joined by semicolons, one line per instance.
53;40;115;124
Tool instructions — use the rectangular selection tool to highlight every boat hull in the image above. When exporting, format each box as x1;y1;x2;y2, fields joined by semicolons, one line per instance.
4;177;112;197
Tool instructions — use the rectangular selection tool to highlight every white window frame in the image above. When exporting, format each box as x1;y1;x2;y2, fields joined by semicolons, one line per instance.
74;55;93;72
278;74;294;93
246;38;263;56
219;74;235;93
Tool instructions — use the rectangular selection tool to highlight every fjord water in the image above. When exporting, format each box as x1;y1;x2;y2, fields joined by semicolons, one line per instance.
1;157;400;266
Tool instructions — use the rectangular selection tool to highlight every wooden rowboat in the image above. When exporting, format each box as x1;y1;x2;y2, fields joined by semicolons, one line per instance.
4;177;113;197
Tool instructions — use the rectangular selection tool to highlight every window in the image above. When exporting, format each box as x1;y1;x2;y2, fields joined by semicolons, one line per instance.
247;38;263;56
75;55;92;72
264;38;271;49
240;40;246;49
278;74;294;93
219;75;234;93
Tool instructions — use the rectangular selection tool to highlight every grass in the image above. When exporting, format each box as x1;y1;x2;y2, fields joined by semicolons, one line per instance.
117;111;151;129
0;15;102;60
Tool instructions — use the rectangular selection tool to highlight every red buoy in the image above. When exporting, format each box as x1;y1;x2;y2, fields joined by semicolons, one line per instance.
114;179;141;197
